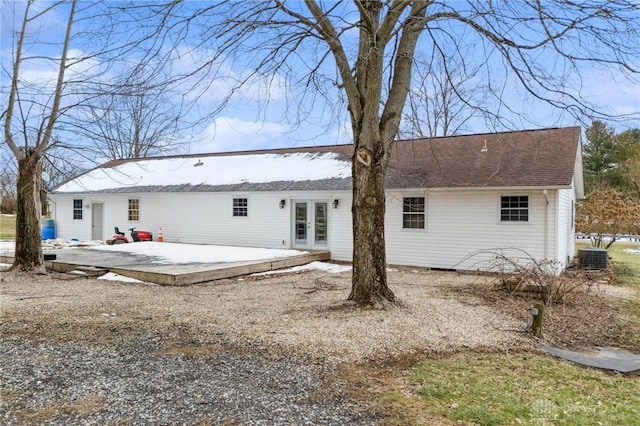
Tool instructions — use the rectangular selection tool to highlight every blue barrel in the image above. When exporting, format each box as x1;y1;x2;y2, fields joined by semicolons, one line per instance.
41;218;56;240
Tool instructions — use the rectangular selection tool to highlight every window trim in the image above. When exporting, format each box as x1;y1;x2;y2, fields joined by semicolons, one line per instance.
402;196;426;230
128;198;140;222
499;195;529;223
72;199;83;220
232;197;249;218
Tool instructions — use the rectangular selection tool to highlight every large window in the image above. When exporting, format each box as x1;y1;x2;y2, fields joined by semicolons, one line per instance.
128;199;140;221
73;199;83;220
500;196;529;222
403;197;425;229
233;197;248;217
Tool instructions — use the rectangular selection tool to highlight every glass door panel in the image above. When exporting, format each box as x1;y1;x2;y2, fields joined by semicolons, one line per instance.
314;202;327;244
295;202;308;244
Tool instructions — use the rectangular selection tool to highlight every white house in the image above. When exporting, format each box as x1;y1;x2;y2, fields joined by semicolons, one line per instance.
50;126;584;272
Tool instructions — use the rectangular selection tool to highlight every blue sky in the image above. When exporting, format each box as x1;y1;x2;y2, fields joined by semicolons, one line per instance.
2;1;639;164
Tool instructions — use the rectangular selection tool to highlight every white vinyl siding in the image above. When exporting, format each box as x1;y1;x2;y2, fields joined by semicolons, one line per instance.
557;187;576;269
385;190;549;271
51;187;570;273
52;191;348;251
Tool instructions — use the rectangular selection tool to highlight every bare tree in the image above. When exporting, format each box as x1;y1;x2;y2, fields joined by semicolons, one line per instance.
3;0;77;272
41;140;89;191
2;1;194;271
78;73;190;160
127;0;639;307
400;50;488;138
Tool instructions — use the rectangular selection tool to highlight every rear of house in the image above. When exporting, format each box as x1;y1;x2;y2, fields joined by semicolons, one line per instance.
50;127;584;272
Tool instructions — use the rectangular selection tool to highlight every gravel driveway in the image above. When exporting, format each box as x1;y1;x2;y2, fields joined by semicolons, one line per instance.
1;266;526;424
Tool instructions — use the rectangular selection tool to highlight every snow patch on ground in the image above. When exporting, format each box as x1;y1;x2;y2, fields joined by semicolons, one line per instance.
253;261;352;276
623;248;640;255
253;263;399;276
98;272;148;284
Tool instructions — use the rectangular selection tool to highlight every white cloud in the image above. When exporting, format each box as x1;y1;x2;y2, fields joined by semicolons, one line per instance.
199;116;292;152
578;69;640;117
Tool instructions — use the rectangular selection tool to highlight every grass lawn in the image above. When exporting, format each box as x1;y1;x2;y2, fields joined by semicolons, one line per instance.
0;214;16;240
410;352;639;426
607;243;640;288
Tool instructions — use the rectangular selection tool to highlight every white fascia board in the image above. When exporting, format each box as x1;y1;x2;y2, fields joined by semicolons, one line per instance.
573;138;585;200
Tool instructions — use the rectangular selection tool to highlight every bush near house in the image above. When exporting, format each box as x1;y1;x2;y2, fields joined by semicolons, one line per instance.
576;188;640;248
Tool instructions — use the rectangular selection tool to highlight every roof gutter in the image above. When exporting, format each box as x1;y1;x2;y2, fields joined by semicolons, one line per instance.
420;185;572;193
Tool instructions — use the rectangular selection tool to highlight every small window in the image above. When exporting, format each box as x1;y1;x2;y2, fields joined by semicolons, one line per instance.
500;196;529;222
73;199;83;220
403;197;425;229
233;197;248;217
128;199;140;221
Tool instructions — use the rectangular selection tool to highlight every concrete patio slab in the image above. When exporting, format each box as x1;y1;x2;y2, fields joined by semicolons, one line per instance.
538;345;640;373
0;245;331;285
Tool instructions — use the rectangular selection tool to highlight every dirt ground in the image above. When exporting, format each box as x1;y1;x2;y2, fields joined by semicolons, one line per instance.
0;268;532;362
1;265;638;424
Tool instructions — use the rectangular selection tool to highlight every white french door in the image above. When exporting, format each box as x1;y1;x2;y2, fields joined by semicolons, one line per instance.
293;200;328;249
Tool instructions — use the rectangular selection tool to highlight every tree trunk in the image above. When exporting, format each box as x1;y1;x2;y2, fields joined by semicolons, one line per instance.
12;149;45;273
348;146;395;307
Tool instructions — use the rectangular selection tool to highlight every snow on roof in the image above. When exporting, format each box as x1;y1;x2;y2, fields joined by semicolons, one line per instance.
55;152;351;193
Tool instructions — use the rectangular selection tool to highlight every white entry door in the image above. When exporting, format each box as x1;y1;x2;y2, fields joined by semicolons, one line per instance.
91;203;104;241
293;200;328;249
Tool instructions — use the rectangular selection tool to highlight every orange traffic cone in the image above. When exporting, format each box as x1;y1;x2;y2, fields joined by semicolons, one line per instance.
157;227;164;242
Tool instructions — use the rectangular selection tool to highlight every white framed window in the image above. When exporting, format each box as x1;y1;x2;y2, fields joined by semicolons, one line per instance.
402;197;425;229
233;197;248;217
128;199;140;221
73;199;83;220
500;195;529;222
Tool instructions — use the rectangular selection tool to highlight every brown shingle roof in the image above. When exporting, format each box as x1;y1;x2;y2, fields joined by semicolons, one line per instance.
192;126;581;190
385;126;581;189
58;126;581;193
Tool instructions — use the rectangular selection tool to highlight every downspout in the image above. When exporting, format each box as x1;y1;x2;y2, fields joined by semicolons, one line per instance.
543;190;550;261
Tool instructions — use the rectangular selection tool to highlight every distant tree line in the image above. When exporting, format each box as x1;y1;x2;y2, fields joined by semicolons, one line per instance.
577;121;640;246
583;121;640;198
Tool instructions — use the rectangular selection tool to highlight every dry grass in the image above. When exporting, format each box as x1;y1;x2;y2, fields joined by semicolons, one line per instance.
0;214;16;240
20;394;106;423
452;269;640;352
